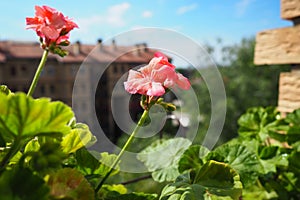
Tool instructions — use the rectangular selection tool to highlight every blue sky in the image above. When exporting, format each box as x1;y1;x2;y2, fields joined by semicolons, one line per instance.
0;0;292;66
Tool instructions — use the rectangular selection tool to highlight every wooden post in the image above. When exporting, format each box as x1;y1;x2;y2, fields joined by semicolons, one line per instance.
254;0;300;115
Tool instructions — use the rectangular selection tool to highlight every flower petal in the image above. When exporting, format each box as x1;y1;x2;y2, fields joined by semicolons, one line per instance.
176;73;191;90
147;82;165;96
41;26;60;40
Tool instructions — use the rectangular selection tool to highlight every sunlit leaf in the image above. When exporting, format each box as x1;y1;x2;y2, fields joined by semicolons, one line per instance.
24;138;40;153
0;85;11;95
137;138;191;182
0;93;73;143
61;123;96;154
242;185;278;200
96;152;120;177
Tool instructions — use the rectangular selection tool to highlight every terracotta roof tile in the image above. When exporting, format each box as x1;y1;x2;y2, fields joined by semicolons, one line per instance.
0;41;159;64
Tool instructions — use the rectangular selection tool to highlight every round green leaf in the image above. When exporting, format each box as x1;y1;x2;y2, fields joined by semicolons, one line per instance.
137;138;192;182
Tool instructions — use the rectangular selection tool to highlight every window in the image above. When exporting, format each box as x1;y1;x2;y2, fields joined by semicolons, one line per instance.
10;65;16;76
47;67;55;76
113;65;118;74
50;85;55;94
40;65;55;77
122;65;127;73
20;65;27;74
40;85;45;95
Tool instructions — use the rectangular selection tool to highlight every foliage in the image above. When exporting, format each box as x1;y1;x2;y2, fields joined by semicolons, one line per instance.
0;88;160;199
192;37;290;144
159;160;242;200
2;90;298;200
134;106;300;199
137;138;191;182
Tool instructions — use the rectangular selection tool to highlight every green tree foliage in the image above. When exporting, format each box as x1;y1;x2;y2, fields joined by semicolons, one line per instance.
192;37;290;144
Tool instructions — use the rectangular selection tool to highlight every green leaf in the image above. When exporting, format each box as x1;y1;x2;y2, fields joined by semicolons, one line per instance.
194;160;243;199
24;138;40;153
0;166;49;200
98;184;127;199
0;85;11;95
159;160;242;200
47;168;95;200
137;138;192;182
288;151;300;175
259;146;278;159
0;93;74;143
287;126;300;145
106;192;157;200
75;147;101;175
75;148;119;187
242;185;278;200
178;145;210;173
207;141;261;187
61;123;96;154
237;106;283;142
97;152;120;177
26;141;67;172
98;184;157;200
285;108;300;125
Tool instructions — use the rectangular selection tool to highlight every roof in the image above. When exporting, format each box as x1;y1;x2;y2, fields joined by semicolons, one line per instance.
0;40;158;64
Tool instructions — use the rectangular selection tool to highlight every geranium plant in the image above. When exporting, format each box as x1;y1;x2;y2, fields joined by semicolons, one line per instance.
1;4;300;200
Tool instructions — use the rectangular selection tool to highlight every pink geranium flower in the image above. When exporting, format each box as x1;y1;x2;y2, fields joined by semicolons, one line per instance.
124;52;191;97
26;5;78;49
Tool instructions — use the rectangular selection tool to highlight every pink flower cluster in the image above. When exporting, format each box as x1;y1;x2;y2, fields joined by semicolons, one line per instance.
26;5;78;49
124;52;190;97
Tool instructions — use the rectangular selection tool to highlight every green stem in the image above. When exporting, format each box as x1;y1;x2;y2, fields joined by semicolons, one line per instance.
27;49;49;96
95;109;149;193
0;137;21;174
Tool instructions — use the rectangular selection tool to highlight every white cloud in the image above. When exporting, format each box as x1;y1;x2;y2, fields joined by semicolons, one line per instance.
107;2;131;26
235;0;255;17
76;2;131;32
177;3;198;15
142;11;153;18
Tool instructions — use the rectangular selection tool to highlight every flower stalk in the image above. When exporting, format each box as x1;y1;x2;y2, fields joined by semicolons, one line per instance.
95;109;149;193
27;49;49;96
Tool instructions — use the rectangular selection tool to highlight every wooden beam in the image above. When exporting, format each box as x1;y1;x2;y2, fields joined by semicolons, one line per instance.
281;0;300;20
277;71;300;113
254;25;300;65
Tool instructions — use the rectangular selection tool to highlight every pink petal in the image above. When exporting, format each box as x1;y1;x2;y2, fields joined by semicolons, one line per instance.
176;73;191;90
124;70;147;94
51;12;67;29
34;6;46;18
154;51;168;61
25;17;40;29
147;82;165;96
41;26;60;40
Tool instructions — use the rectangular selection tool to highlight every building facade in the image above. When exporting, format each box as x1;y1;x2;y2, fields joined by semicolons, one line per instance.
0;40;156;143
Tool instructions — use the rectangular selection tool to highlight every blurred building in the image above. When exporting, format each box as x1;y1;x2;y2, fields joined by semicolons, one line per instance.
0;40;156;142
